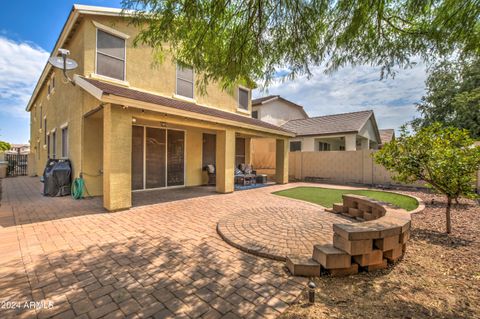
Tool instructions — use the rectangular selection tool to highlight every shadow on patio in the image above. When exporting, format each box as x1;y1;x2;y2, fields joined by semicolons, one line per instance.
132;186;220;208
0;234;303;318
0;177;224;227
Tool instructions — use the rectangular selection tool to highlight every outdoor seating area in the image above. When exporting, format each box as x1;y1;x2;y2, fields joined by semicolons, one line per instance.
205;163;268;188
287;194;414;277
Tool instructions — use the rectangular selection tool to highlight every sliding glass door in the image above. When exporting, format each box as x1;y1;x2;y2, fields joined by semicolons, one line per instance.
146;127;167;188
167;130;185;186
131;125;185;190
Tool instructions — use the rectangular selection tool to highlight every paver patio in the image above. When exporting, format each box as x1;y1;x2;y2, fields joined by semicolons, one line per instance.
0;177;346;319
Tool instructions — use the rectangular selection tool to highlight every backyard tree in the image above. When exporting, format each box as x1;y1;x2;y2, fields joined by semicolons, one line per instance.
412;58;480;138
0;141;10;152
122;0;480;88
374;124;480;234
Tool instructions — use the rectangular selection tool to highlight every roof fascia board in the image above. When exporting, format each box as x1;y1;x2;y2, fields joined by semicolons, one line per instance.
74;75;104;100
295;131;359;137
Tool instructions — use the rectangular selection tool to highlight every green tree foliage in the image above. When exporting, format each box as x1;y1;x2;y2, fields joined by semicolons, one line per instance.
0;141;11;152
122;0;480;88
412;58;480;138
374;124;480;233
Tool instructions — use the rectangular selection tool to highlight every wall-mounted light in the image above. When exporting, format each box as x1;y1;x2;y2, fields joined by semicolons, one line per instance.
160;122;167;127
132;118;137;123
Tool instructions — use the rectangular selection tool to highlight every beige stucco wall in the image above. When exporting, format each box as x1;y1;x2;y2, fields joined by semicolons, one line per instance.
82;111;103;196
29;20;87;178
253;99;306;126
288;150;422;187
82;15;251;116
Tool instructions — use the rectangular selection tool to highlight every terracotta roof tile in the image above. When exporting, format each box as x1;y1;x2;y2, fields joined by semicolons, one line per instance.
281;110;373;136
81;77;293;134
379;129;395;144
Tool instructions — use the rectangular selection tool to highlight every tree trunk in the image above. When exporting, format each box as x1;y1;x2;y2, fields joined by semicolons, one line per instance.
446;197;452;234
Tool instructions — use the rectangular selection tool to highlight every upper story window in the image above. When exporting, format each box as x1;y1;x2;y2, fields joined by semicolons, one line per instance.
238;88;249;110
252;110;258;119
176;64;194;99
96;29;126;81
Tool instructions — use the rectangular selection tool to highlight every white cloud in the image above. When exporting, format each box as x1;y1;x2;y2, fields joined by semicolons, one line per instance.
0;36;49;118
254;62;427;131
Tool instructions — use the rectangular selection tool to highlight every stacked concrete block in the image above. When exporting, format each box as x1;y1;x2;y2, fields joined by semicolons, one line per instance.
296;194;412;277
286;256;321;277
286;194;413;277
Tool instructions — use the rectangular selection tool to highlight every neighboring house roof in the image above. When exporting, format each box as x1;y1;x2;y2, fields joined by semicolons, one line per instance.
10;144;29;148
379;129;395;144
281;110;381;142
252;95;309;118
76;76;294;136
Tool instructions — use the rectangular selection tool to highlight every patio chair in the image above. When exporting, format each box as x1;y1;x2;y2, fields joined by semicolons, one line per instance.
204;164;216;185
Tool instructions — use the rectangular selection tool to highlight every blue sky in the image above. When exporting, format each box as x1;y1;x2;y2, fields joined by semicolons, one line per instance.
0;1;427;144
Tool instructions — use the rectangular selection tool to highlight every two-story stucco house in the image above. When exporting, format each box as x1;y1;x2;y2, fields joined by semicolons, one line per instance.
27;5;294;211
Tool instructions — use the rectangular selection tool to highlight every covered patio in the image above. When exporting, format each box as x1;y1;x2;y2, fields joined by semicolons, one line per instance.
76;77;294;211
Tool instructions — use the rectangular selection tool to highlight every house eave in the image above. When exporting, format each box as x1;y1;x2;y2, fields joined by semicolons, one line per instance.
75;76;295;138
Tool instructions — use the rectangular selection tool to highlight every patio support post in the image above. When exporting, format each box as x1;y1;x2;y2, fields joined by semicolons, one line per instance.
216;129;235;193
345;134;357;151
275;138;289;184
361;138;370;150
103;104;132;211
245;137;251;165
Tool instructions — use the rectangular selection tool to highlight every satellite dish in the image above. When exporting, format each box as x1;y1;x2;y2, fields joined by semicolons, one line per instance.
48;56;78;70
48;48;78;85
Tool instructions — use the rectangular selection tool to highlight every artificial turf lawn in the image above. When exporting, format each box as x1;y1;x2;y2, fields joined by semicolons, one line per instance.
273;187;419;211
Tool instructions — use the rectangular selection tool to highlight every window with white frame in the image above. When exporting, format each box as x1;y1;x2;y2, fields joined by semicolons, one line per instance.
47;132;50;157
52;130;57;159
176;64;194;99
96;29;126;80
238;88;249;110
61;126;68;158
44;117;47;145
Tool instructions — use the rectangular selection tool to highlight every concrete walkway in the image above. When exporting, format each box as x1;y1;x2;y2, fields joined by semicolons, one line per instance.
0;177;342;319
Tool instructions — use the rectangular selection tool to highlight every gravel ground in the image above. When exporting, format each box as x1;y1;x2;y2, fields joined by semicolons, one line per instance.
280;190;480;319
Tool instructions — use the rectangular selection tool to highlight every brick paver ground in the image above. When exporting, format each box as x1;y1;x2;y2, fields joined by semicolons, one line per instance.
0;177;343;319
217;206;352;261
